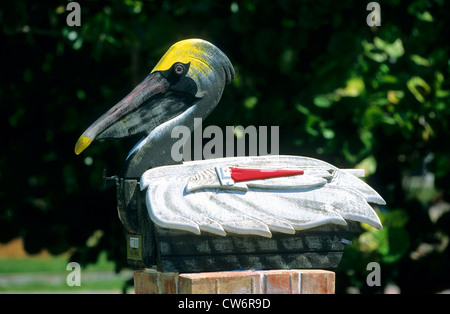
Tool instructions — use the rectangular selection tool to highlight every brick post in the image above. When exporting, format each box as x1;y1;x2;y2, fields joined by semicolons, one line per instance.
134;269;335;294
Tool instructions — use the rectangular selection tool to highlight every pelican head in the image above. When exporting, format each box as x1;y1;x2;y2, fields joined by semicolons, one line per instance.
75;39;234;178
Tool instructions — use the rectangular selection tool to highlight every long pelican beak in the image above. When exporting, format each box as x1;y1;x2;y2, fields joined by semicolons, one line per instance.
75;72;170;155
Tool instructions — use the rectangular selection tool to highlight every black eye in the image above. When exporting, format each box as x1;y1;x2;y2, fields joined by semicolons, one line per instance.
174;63;185;75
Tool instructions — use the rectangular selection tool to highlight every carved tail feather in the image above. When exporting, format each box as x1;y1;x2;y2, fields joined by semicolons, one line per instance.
329;169;386;205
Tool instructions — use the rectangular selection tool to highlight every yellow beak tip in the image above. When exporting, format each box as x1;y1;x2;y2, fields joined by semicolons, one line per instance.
75;136;93;155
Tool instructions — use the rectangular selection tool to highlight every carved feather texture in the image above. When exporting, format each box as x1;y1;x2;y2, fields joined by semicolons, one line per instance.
140;156;385;238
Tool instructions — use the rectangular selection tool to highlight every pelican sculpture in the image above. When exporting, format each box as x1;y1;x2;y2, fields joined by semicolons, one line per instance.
75;39;385;271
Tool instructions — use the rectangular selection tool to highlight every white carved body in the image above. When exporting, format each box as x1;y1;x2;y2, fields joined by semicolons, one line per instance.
140;155;385;238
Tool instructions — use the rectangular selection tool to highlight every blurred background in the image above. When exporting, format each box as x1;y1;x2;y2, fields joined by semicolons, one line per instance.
1;0;449;293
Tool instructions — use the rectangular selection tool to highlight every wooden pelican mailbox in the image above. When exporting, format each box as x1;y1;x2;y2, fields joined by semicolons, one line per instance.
75;39;385;288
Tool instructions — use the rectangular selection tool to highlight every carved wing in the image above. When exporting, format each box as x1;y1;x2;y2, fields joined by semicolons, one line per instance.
140;156;385;238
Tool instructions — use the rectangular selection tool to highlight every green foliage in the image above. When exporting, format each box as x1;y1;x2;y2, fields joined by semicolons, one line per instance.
1;0;449;293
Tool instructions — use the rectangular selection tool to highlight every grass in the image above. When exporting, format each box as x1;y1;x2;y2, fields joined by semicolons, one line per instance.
0;251;133;293
0;256;71;273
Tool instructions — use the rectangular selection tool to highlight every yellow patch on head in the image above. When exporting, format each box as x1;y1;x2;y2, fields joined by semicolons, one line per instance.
151;39;213;80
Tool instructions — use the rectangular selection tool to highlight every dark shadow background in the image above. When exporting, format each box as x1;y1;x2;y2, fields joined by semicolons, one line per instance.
1;0;449;293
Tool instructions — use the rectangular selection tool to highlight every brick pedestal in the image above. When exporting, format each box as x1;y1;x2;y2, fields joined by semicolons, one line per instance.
134;269;335;294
